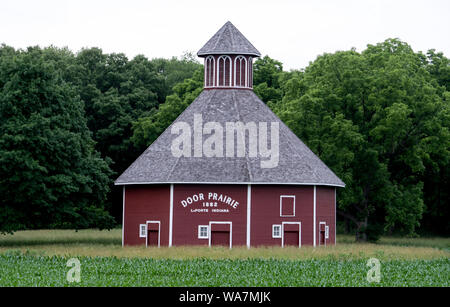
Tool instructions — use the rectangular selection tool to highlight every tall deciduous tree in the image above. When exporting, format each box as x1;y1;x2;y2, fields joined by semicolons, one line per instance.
72;49;201;221
0;46;114;233
131;67;204;148
253;55;284;105
274;39;450;240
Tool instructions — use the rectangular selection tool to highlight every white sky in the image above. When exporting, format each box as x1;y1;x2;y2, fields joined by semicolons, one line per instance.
1;0;449;70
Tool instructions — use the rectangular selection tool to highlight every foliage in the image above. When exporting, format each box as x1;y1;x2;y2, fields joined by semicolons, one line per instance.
130;55;287;148
0;38;448;239
73;49;201;173
151;51;202;98
0;46;114;233
253;55;284;104
273;39;450;239
73;49;201;221
0;253;448;286
0;44;202;225
131;67;204;148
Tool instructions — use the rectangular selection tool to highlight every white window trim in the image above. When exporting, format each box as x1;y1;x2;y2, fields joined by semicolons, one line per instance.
280;195;296;217
281;221;302;248
234;55;248;88
272;224;282;238
248;57;253;88
145;220;161;248
205;56;215;88
216;55;232;87
208;221;232;249
139;224;147;238
198;225;209;239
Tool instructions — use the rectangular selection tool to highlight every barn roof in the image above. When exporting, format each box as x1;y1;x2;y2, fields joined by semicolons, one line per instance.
115;89;345;187
197;21;261;57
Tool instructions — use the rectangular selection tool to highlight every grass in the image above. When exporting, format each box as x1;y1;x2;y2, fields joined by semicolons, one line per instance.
0;229;121;247
0;229;448;260
338;234;450;250
0;229;448;286
0;252;448;287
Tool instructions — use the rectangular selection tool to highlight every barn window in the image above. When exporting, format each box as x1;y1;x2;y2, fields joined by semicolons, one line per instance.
217;55;232;86
234;56;247;87
272;224;281;238
198;225;209;239
280;195;295;217
139;224;147;238
205;56;215;87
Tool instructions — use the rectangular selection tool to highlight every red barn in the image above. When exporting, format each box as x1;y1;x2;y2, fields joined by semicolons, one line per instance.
115;22;345;248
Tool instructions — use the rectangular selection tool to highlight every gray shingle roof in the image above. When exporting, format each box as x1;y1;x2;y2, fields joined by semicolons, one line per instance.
115;89;345;187
197;21;261;57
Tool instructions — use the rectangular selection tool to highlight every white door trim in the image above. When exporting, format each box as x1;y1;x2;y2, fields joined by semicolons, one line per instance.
313;185;316;247
122;186;125;247
146;220;161;248
319;221;327;246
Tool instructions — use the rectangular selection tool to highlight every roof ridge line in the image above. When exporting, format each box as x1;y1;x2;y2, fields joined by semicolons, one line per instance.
229;22;235;50
116;90;208;184
233;90;253;182
212;23;224;51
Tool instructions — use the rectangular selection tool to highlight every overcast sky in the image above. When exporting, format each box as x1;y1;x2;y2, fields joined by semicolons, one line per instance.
1;0;449;70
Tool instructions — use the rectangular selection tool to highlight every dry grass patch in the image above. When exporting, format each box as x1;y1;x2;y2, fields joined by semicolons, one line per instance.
1;229;448;260
1;244;448;261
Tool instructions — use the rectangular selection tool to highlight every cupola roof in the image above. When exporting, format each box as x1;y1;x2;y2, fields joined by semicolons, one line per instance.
197;21;261;57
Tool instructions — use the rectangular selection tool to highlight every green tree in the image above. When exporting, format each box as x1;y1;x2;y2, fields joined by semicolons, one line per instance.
0;46;114;233
132;67;204;148
151;52;202;99
274;39;450;240
253;55;284;105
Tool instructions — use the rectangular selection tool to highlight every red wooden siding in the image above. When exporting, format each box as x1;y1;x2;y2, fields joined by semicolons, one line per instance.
316;186;336;245
284;231;299;246
123;185;170;246
172;184;247;246
123;184;336;247
251;185;314;246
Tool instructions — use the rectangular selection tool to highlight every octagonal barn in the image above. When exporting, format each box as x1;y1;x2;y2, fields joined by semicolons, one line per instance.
115;21;345;248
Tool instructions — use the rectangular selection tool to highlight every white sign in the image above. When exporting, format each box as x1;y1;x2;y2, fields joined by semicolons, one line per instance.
325;225;329;239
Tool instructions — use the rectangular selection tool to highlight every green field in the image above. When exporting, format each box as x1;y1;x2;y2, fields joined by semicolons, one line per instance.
0;229;448;286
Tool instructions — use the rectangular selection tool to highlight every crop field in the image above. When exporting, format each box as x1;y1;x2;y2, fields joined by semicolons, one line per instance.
0;229;449;286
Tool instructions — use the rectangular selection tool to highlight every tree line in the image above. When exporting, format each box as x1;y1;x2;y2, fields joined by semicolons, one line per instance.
1;38;448;240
